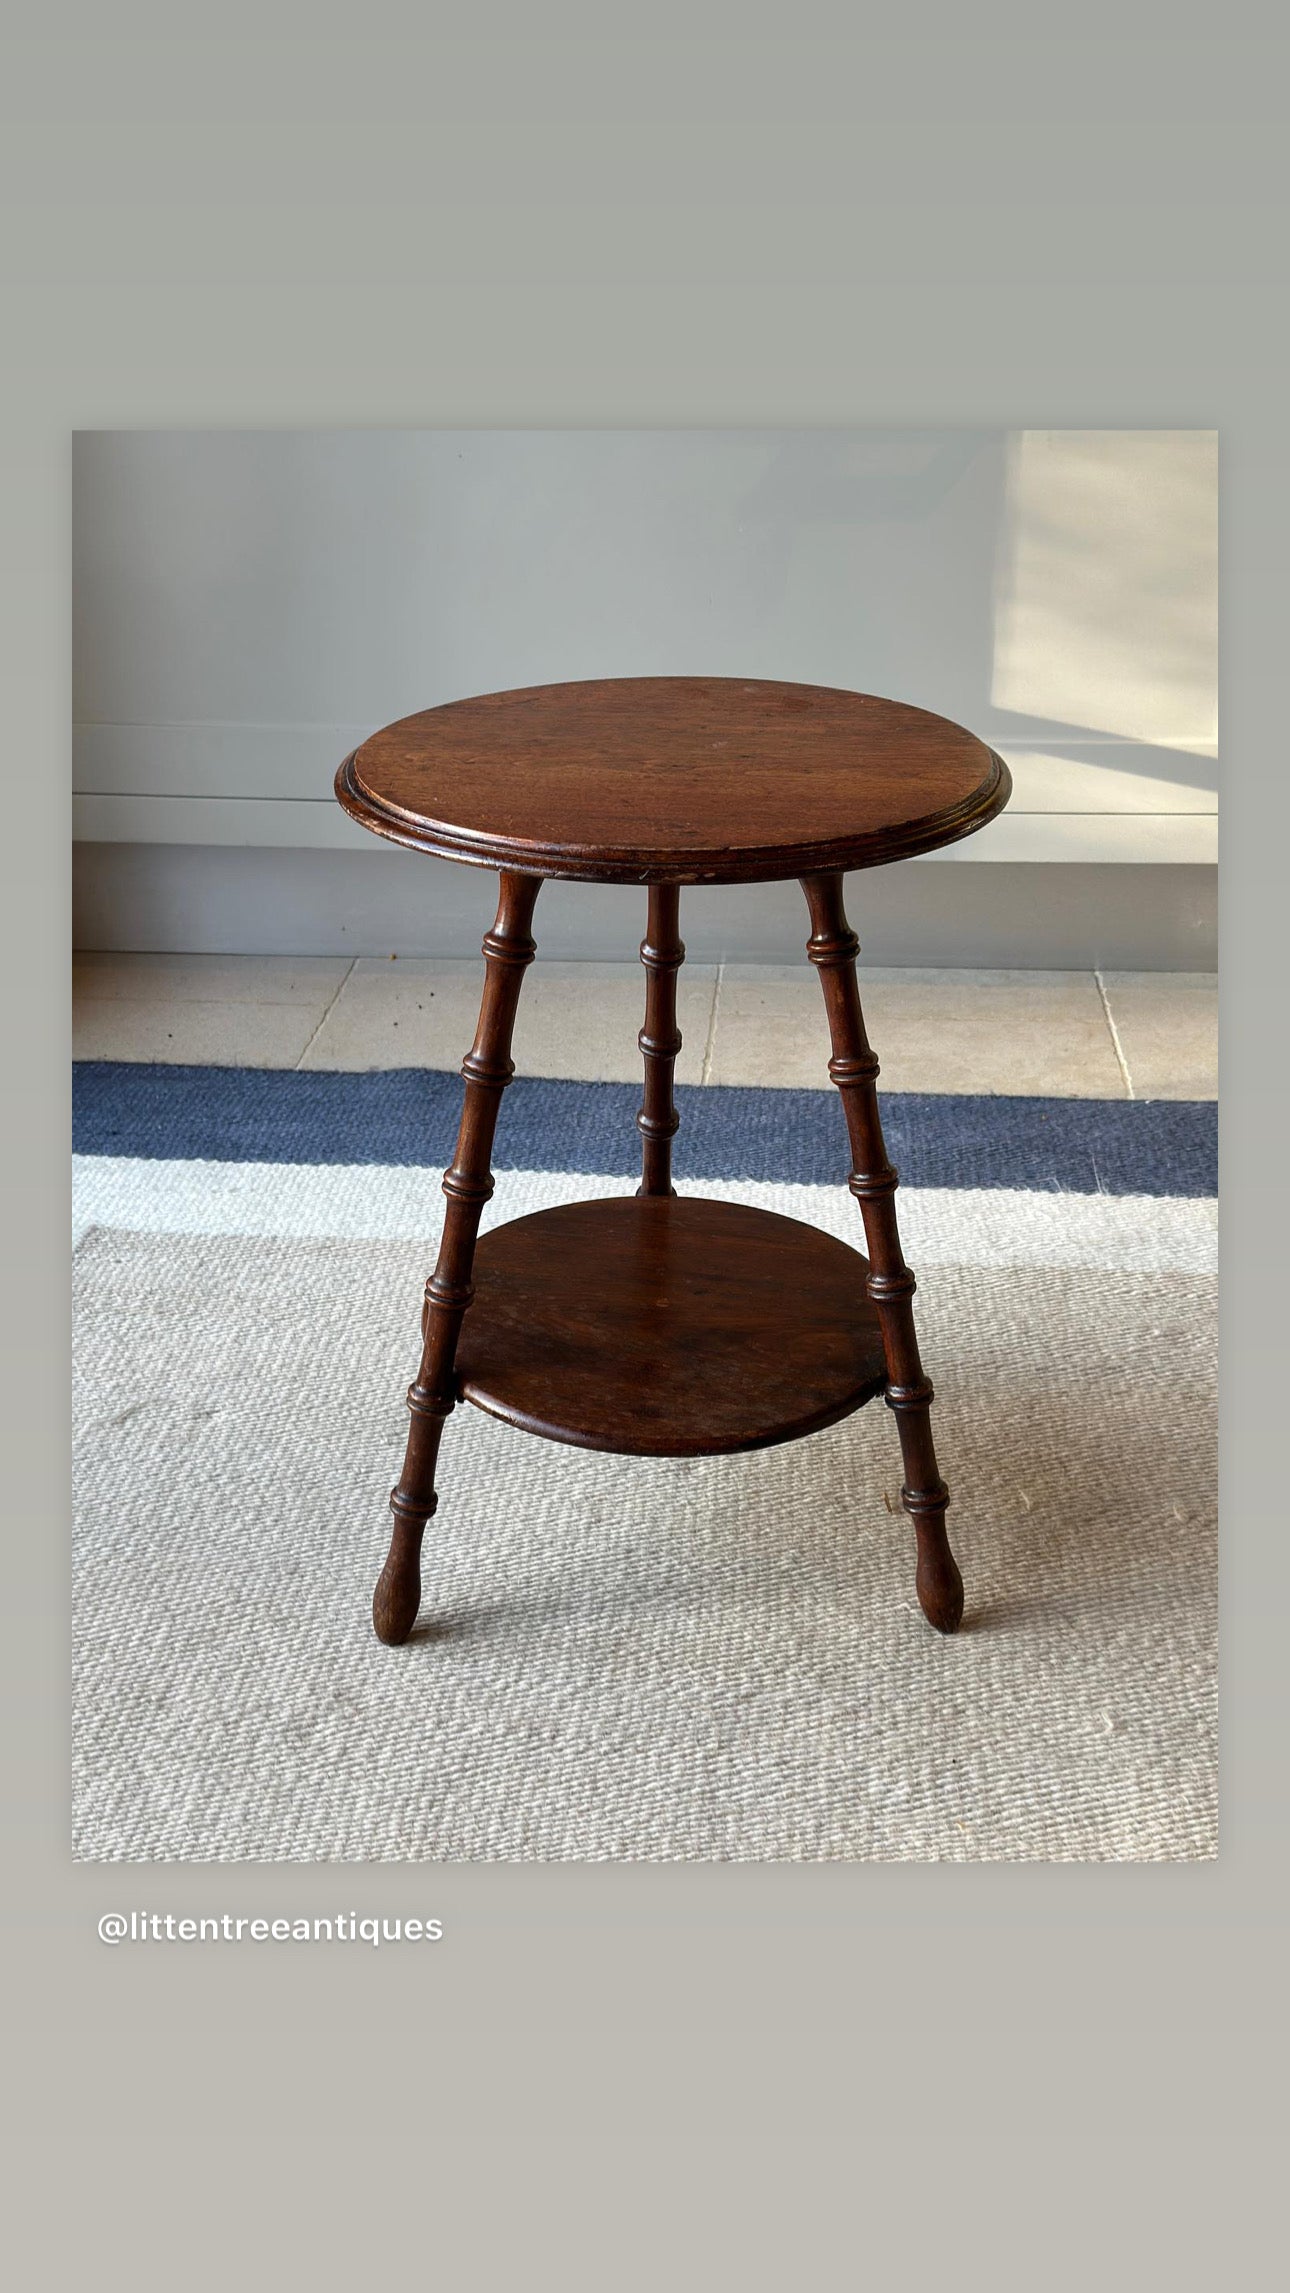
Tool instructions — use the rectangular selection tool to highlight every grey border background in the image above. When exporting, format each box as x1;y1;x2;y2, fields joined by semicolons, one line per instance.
5;10;1284;2285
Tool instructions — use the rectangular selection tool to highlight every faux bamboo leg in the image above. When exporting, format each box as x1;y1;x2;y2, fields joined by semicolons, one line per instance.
636;882;684;1198
800;872;964;1633
372;872;541;1644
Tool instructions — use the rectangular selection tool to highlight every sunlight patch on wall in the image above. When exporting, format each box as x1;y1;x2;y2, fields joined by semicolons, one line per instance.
991;431;1217;751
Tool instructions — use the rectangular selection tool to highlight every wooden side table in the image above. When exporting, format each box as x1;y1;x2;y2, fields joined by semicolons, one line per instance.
336;677;1011;1645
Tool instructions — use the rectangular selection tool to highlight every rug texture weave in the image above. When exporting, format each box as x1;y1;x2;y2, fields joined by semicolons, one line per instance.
72;1069;1217;1865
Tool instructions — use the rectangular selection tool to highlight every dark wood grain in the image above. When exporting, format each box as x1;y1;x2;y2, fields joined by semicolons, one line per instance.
336;676;1010;884
636;882;684;1197
372;871;541;1645
802;871;965;1633
454;1196;888;1456
341;679;1004;1649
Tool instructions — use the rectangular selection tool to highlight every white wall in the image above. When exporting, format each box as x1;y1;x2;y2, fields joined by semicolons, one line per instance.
72;428;1217;957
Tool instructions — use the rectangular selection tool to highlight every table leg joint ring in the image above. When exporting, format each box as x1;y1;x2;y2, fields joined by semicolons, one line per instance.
459;1056;515;1091
480;932;537;968
805;931;861;968
441;1171;496;1209
869;1270;918;1303
886;1378;935;1411
424;1276;475;1312
406;1383;455;1419
902;1483;950;1517
850;1169;899;1202
829;1053;881;1085
389;1485;440;1525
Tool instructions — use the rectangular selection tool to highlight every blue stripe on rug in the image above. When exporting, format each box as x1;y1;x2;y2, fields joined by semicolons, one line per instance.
72;1063;1218;1198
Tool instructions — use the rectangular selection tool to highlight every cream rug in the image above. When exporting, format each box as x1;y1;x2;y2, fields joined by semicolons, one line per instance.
73;1213;1216;1862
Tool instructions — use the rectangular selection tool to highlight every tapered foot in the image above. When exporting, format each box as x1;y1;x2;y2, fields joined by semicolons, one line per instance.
372;1509;429;1645
912;1511;965;1634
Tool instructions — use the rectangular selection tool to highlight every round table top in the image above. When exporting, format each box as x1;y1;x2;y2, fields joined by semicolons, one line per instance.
336;676;1010;885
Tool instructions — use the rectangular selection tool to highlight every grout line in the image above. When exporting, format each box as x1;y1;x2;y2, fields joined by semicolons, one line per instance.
699;963;724;1086
293;959;356;1070
1094;969;1135;1100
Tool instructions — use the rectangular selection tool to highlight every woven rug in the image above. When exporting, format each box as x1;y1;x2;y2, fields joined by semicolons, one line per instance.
72;1068;1218;1863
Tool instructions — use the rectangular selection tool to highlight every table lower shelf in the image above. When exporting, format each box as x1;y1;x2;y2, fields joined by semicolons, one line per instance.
453;1194;888;1458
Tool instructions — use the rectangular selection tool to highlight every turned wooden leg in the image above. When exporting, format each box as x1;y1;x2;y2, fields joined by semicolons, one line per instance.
801;872;964;1634
373;871;541;1644
636;882;684;1199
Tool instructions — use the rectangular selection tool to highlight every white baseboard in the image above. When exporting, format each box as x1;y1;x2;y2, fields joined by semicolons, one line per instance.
73;843;1218;970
